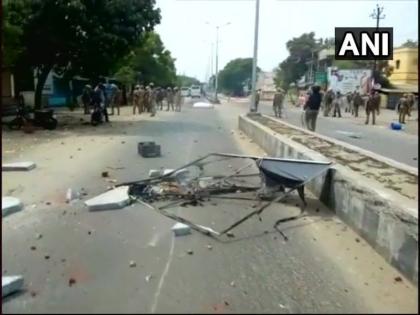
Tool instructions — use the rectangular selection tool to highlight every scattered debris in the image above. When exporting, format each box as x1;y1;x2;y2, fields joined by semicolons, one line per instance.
88;231;92;235
230;281;236;287
68;278;76;287
69;156;73;159
129;260;137;268
30;246;36;251
106;179;118;183
44;255;50;260
172;223;191;237
66;188;80;203
224;300;229;306
2;275;24;297
2;196;23;217
2;161;36;171
278;303;286;309
187;249;194;255
121;141;126;144
207;245;213;250
85;186;130;211
315;208;320;212
30;291;37;297
101;171;109;178
46;202;51;206
145;275;152;282
226;232;235;238
394;276;403;282
61;259;66;263
36;233;43;240
77;148;82;151
355;238;360;243
62;210;67;215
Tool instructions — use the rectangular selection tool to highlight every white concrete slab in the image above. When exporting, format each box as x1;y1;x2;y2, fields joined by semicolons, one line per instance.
2;275;24;297
171;223;191;236
85;186;130;211
193;102;214;109
2;197;23;217
2;161;36;171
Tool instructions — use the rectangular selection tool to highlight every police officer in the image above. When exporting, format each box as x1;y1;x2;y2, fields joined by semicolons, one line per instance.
397;93;409;124
150;83;157;117
81;84;92;114
166;87;174;111
365;90;380;125
323;89;334;117
132;85;141;115
332;91;342;118
174;87;182;112
352;91;363;118
272;88;285;118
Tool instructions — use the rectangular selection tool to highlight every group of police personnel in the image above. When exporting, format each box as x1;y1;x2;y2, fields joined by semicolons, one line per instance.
270;87;417;128
132;83;184;116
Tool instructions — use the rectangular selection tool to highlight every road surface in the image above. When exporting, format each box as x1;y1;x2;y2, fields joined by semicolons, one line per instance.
2;99;417;313
222;96;418;168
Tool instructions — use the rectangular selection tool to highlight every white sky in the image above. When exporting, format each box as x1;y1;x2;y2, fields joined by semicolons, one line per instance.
155;0;418;82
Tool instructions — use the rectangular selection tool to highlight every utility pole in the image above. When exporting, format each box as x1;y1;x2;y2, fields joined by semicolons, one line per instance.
370;5;385;77
250;0;260;113
215;26;220;100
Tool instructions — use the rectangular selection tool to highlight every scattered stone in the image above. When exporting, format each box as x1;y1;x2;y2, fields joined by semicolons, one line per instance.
273;236;278;240
77;148;82;151
44;255;50;260
46;202;51;205
251;204;257;208
145;275;152;282
413;157;417;161
129;260;136;268
344;289;349;293
2;161;36;171
230;281;236;287
61;142;65;145
69;156;73;159
68;278;76;287
85;186;130;211
2;197;23;217
394;276;403;282
364;282;368;286
62;210;67;215
30;246;36;251
187;249;194;255
66;188;80;203
207;245;213;250
36;233;42;240
88;231;92;235
224;300;229;306
226;232;235;238
211;202;218;206
264;230;269;234
61;259;66;263
121;141;125;144
278;303;286;309
355;238;360;243
101;171;109;178
2;275;24;297
30;291;37;297
172;223;191;237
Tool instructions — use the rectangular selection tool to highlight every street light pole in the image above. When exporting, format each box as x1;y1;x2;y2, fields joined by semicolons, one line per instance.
250;0;260;113
215;26;220;100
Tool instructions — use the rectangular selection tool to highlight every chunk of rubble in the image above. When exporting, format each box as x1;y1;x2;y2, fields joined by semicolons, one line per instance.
85;186;130;211
171;223;191;236
2;197;23;217
2;161;36;171
66;188;80;203
2;275;24;297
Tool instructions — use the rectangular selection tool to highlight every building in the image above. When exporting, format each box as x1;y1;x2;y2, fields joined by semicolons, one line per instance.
388;47;418;91
256;71;276;101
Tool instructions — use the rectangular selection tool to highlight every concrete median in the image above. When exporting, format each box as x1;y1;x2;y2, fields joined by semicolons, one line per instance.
239;113;418;285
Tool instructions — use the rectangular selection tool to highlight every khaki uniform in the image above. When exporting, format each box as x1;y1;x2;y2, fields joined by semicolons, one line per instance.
398;96;409;124
132;88;141;115
352;92;363;117
323;90;334;116
150;87;157;116
365;93;380;125
175;89;182;112
166;89;174;111
272;92;284;118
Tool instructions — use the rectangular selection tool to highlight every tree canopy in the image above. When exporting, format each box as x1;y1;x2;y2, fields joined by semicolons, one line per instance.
177;75;200;87
4;0;161;108
114;32;177;87
400;39;418;48
218;58;259;96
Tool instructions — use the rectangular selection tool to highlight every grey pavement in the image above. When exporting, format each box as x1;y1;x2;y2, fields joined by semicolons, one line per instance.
222;96;418;168
1;99;417;313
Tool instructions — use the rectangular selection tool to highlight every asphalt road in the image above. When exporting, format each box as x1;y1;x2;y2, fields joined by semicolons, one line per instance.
224;97;418;168
2;99;417;313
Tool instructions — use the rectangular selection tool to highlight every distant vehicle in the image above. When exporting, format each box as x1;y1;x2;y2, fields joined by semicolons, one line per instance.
190;85;201;98
180;87;190;97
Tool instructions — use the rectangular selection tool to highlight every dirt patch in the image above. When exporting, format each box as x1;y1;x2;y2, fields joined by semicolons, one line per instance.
251;115;418;200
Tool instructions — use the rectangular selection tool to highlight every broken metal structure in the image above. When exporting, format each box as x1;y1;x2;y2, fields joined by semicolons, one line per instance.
118;153;332;239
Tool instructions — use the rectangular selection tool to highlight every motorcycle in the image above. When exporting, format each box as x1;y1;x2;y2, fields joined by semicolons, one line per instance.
8;104;58;131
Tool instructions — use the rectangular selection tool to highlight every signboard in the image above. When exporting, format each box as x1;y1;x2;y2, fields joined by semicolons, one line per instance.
315;71;327;84
327;67;372;94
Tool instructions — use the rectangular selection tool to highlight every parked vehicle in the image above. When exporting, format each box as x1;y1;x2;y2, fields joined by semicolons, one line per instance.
190;85;201;98
8;100;58;130
180;87;190;97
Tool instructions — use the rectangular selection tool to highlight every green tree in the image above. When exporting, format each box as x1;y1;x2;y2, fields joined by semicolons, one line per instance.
119;32;177;87
400;39;418;48
274;32;319;90
218;58;259;96
177;75;200;87
4;0;161;108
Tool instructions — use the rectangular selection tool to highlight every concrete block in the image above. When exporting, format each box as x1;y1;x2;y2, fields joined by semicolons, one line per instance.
2;161;36;171
85;186;130;211
396;233;418;280
2;197;23;217
66;188;80;203
149;169;161;178
360;206;380;246
2;275;24;297
171;223;191;236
